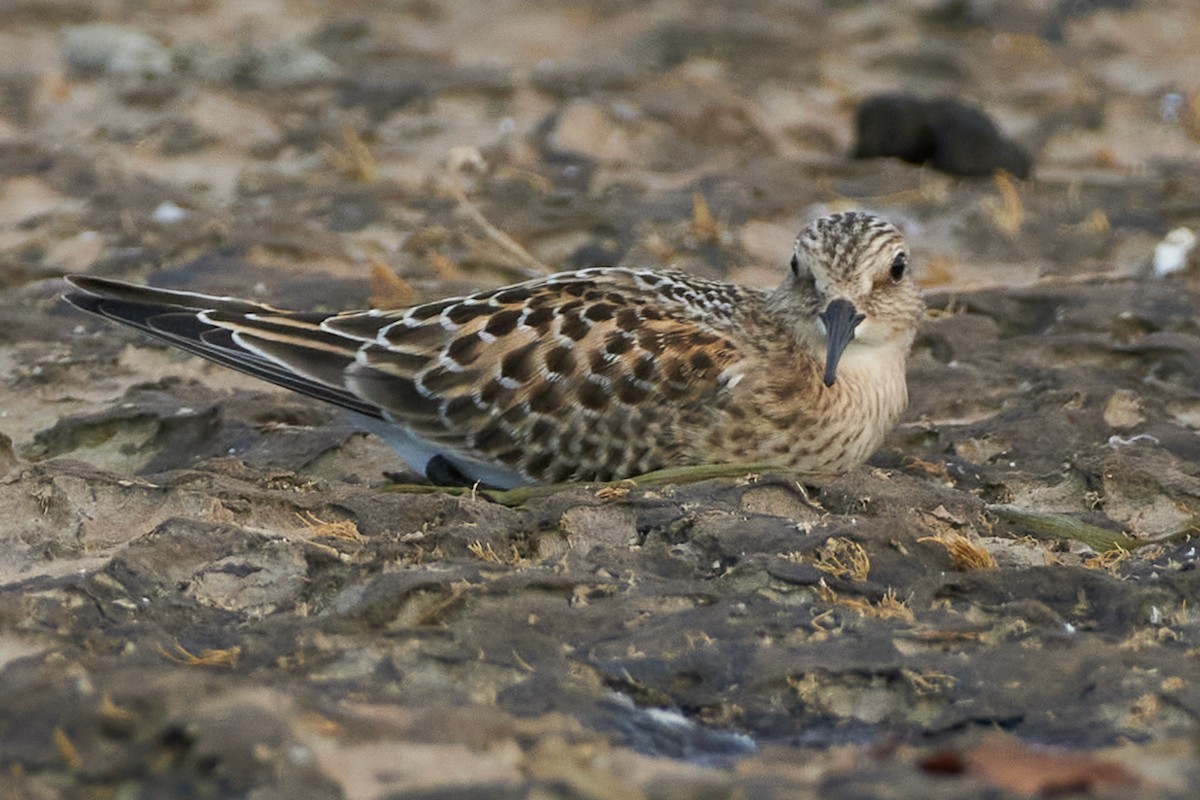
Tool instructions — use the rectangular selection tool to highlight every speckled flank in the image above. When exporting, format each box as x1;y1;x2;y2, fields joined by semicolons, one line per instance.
63;212;924;488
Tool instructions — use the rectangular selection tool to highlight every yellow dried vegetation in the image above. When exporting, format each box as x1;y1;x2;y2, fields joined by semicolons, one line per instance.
158;641;241;669
918;528;997;570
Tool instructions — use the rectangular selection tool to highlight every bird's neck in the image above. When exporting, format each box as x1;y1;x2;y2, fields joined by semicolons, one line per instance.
829;338;911;429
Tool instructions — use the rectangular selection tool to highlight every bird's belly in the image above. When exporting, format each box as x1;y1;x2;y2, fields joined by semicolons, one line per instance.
351;413;534;488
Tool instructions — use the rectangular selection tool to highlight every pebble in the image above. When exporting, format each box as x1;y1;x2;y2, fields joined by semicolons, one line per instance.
150;201;189;224
185;42;339;88
1152;227;1197;277
258;44;341;87
44;230;103;271
61;24;172;78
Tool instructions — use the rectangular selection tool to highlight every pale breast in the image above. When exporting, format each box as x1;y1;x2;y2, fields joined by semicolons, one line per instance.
690;337;909;474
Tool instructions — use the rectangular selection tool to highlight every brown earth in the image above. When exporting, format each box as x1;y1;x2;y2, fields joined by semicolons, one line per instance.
0;1;1198;798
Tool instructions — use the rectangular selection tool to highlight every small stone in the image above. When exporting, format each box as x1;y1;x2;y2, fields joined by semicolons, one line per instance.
0;176;79;225
259;44;341;87
553;100;626;161
1152;227;1197;277
44;230;103;271
150;202;189;224
954;435;1009;465
558;505;639;553
738;221;796;274
1104;390;1145;429
61;24;171;78
739;485;820;523
0;432;18;479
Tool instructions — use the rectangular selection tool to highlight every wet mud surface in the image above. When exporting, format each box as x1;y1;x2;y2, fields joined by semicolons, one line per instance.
1;1;1199;797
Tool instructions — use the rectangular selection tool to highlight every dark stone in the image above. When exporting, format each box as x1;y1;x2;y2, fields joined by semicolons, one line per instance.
853;93;1032;178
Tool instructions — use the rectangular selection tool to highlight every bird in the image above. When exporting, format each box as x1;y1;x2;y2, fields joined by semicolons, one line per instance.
63;211;924;489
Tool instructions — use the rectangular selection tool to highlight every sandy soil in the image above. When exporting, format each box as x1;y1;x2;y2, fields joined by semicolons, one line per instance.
0;1;1198;797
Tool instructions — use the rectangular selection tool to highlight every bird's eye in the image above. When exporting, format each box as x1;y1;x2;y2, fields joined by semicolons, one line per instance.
790;254;800;275
890;252;907;282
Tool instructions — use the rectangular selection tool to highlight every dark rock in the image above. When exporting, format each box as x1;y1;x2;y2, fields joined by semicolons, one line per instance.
853;93;1032;178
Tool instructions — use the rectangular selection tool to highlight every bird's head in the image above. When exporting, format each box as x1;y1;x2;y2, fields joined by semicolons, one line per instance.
771;211;924;387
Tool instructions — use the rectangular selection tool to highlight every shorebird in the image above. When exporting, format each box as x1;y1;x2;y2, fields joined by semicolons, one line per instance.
64;212;923;488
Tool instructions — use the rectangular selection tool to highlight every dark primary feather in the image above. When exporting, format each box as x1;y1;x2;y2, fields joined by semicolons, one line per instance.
63;276;384;418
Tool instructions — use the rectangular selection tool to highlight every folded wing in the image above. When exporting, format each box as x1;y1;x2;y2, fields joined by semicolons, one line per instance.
64;270;747;485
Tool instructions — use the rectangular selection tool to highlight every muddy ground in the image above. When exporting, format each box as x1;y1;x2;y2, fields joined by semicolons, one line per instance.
0;1;1198;798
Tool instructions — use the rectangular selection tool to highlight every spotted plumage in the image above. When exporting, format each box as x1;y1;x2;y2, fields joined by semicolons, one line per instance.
63;211;924;488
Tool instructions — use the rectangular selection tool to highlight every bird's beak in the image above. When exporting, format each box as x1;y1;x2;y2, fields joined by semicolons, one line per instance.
818;299;865;387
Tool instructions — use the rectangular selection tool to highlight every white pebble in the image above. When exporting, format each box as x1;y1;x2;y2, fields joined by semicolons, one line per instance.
151;201;189;224
1153;227;1197;277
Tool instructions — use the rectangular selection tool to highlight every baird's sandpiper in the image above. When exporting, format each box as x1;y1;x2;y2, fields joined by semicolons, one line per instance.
64;211;923;488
